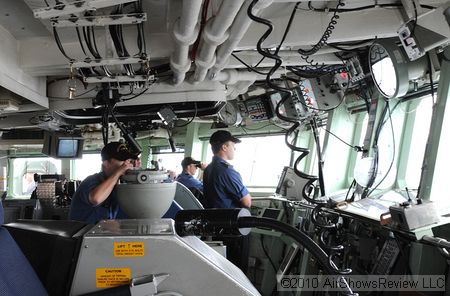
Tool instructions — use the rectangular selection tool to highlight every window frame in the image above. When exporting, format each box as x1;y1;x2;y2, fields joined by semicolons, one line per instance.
7;157;62;198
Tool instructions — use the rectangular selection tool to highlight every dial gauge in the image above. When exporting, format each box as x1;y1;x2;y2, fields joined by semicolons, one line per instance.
218;102;238;126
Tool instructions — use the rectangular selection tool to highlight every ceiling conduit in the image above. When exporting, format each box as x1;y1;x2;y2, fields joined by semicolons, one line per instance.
170;0;203;85
193;0;245;83
216;69;284;100
208;0;274;80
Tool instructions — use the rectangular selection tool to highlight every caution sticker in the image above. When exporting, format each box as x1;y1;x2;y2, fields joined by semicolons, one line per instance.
114;242;145;257
96;268;131;288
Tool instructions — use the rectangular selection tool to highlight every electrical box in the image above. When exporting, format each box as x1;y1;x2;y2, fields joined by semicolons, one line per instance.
389;202;440;231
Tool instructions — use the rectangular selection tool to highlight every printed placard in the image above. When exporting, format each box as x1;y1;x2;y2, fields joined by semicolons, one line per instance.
114;242;145;257
96;268;131;288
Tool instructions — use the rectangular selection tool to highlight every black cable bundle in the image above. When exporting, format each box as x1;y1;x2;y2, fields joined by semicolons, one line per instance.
364;100;396;198
82;22;113;77
52;0;148;89
53;27;74;61
288;63;346;79
108;5;135;77
277;96;350;270
284;122;320;202
99;87;142;154
247;0;292;95
101;100;110;146
298;0;345;57
246;0;329;204
134;0;147;58
246;2;356;278
237;216;357;295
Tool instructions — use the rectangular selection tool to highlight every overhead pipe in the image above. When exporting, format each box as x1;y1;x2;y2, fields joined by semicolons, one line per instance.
214;69;283;84
226;80;255;100
170;0;204;85
214;69;284;100
193;0;245;83
208;0;274;80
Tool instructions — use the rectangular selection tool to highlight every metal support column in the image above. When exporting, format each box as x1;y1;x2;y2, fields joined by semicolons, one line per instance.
418;47;450;200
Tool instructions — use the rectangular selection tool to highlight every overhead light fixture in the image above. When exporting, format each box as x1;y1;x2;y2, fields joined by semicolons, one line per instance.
68;64;76;100
34;0;138;19
51;13;146;27
84;75;154;84
157;106;177;126
72;57;145;68
369;40;427;99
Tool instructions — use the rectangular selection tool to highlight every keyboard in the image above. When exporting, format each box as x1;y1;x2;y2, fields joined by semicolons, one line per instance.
371;238;400;275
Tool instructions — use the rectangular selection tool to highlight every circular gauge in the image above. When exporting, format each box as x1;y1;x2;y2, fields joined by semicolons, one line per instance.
218;102;238;126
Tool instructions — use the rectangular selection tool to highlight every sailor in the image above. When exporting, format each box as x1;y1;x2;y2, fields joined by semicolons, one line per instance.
176;156;206;192
203;130;251;273
69;142;139;224
203;130;251;209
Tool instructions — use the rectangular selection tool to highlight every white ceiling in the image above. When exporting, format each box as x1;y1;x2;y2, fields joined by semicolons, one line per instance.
0;0;446;131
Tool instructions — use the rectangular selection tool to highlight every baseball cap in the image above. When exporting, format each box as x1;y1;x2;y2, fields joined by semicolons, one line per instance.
181;156;201;168
209;130;241;146
101;142;138;161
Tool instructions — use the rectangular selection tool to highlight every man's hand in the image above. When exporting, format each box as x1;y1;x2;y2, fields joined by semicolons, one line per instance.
131;157;141;168
199;162;208;170
118;160;135;175
167;170;176;180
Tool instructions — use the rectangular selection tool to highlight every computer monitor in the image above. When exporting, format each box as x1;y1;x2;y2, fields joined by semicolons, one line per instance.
276;166;309;200
42;131;84;159
56;138;82;158
260;208;283;220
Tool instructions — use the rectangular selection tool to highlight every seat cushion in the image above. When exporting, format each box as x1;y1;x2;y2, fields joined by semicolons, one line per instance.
0;200;4;225
0;228;47;296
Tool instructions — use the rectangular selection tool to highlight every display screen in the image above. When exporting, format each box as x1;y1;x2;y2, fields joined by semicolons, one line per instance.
41;131;84;159
57;139;79;158
262;208;281;219
245;95;274;121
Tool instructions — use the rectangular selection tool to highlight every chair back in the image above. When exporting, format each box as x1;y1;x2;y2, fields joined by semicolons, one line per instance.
0;199;48;296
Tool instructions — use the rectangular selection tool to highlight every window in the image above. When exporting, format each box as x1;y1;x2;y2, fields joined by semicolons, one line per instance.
153;149;185;174
405;97;433;190
372;101;405;190
343;112;368;187
359;113;369;147
9;157;61;198
72;153;102;180
205;135;292;187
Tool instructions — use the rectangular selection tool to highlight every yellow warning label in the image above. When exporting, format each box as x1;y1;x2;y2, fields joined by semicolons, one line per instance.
114;242;145;257
96;268;131;288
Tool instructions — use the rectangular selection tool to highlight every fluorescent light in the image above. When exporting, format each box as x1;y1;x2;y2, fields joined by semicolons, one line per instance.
84;75;154;84
51;13;146;27
34;0;138;19
73;57;146;68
